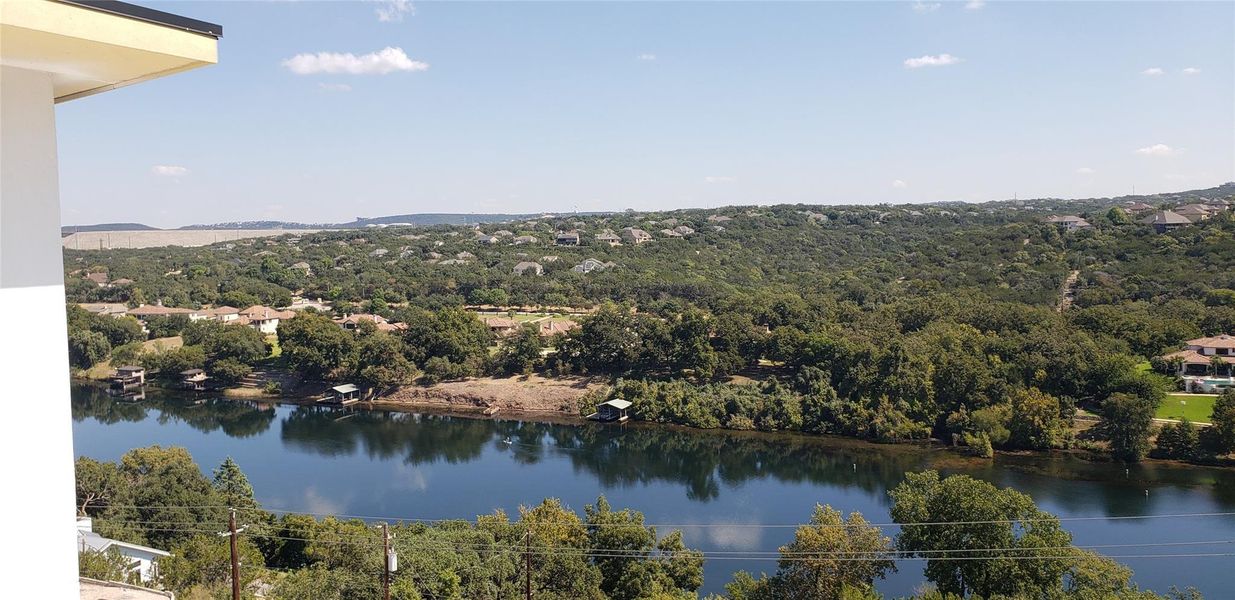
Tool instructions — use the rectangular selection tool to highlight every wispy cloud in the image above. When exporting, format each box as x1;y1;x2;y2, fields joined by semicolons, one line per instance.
637;53;657;61
912;1;942;13
282;47;428;76
317;82;353;92
1182;67;1201;75
1135;143;1175;157
904;54;961;69
704;176;735;184
1075;167;1095;175
965;0;986;9
374;0;413;23
1141;67;1164;76
891;179;908;189
151;165;188;176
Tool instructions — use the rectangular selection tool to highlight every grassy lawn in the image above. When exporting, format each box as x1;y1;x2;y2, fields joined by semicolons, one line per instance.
1157;393;1217;423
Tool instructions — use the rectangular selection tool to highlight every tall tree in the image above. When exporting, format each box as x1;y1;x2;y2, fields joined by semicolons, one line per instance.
767;505;895;600
890;471;1073;598
1097;393;1156;462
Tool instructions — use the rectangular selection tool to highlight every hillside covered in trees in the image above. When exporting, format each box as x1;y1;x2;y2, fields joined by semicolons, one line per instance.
65;189;1235;462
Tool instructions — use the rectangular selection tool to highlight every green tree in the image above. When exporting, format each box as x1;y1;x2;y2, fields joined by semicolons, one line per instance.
1008;387;1067;450
766;505;895;600
1200;390;1235;456
213;456;257;510
68;329;111;369
279;312;356;378
1097;393;1156;462
496;324;544;375
889;471;1073;598
1153;419;1200;461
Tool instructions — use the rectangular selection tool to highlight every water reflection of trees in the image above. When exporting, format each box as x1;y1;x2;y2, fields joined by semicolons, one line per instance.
71;383;276;438
74;383;1235;512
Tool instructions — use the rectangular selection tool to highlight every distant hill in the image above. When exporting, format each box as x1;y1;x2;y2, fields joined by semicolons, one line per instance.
178;220;324;230
61;223;158;235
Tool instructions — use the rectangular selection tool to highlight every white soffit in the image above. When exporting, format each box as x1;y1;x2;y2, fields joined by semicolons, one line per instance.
0;0;218;102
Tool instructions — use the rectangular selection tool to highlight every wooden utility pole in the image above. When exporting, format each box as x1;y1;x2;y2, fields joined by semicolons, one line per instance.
524;525;532;600
229;508;240;600
382;523;391;600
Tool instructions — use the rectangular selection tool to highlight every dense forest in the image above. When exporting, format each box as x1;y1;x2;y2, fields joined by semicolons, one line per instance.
65;187;1235;462
75;447;1204;600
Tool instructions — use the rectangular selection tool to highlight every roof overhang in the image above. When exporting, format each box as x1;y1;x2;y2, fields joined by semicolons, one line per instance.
0;0;220;103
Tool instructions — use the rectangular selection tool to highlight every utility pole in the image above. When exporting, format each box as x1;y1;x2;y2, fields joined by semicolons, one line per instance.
382;523;391;600
524;524;532;600
229;508;240;600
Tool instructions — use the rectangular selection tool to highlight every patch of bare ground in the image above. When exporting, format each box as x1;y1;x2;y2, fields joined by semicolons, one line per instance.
378;375;608;416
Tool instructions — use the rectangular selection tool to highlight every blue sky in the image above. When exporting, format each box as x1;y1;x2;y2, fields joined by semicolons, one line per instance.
56;1;1234;227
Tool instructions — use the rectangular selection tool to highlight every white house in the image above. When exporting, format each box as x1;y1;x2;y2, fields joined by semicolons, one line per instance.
76;517;170;583
240;305;295;334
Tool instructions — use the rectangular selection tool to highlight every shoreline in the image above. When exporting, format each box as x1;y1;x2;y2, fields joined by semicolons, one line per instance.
76;378;1234;471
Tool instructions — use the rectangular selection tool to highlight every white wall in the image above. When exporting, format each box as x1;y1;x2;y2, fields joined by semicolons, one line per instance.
0;64;79;598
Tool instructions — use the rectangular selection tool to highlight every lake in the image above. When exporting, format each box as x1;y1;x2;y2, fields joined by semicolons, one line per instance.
70;383;1235;596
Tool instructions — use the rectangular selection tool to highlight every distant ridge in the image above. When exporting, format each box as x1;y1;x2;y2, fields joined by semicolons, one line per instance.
60;223;158;235
178;220;324;230
60;183;1233;232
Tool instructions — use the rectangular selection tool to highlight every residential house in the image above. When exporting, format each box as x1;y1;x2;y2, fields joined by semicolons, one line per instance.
537;319;578;337
1044;215;1092;231
483;316;520;336
474;233;499;245
707;215;733;223
200;306;240;322
1124;201;1154;213
621;227;652;244
555;230;581;246
513;261;544;276
110;278;133;286
1140;210;1192;233
291;261;312;275
673;225;695;236
1160;334;1235;377
541;255;560;263
493;230;514;237
78;303;129;318
284;297;331;312
595;230;622;246
659;228;683;238
1174;204;1215;223
572;258;615;274
83;272;109;287
240;305;294;334
77;518;169;583
438;258;468;266
456;251;476;261
513;235;539;245
369;248;389;258
334;313;405;332
127;304;196;322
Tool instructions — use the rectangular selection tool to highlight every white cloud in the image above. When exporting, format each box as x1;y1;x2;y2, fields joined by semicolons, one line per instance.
282;47;428;75
1141;67;1164;76
904;54;962;69
912;1;942;13
375;0;413;23
704;176;735;184
965;0;986;9
1182;67;1201;75
1135;143;1175;157
637;53;657;61
151;165;188;176
317;82;353;92
891;179;908;189
1075;167;1095;175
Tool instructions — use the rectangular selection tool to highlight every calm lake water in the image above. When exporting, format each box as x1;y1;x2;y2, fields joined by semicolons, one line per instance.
71;384;1235;596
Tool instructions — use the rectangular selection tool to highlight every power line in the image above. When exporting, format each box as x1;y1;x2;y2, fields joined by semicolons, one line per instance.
85;506;1235;530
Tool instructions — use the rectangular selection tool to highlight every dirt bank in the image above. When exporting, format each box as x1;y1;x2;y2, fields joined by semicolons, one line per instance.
376;375;608;416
